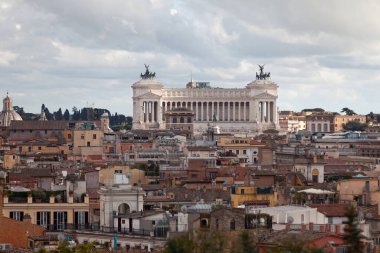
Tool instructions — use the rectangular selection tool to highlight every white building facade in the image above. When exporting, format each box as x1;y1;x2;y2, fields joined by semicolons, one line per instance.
132;67;280;134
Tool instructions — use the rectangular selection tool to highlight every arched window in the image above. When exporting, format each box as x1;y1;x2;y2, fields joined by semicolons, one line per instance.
118;203;130;215
172;117;177;123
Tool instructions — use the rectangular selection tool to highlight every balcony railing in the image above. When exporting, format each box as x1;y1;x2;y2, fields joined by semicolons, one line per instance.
45;223;168;238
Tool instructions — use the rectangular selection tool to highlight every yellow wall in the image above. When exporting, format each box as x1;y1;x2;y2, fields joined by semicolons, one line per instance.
3;154;20;170
334;115;366;132
2;195;89;225
99;165;147;185
337;178;380;205
230;186;277;207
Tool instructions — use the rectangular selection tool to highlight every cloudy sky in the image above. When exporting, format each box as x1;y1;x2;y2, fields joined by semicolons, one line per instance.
0;0;379;116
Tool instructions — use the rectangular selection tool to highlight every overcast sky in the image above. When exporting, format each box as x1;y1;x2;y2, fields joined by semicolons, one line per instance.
1;0;379;116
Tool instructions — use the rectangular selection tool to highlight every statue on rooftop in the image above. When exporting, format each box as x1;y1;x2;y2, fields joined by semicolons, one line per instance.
256;64;271;80
140;64;156;79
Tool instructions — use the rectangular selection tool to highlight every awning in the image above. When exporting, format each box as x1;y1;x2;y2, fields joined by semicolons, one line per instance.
298;188;335;195
10;186;31;192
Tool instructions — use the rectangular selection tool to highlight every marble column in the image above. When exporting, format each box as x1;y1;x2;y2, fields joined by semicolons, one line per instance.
243;102;246;121
228;102;231;121
222;102;225;121
201;102;204;122
232;102;235;121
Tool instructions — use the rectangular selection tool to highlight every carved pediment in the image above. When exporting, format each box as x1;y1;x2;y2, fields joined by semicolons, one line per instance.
254;92;277;99
136;91;162;99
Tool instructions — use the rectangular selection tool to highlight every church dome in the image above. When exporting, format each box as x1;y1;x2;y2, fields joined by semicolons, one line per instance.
0;94;23;127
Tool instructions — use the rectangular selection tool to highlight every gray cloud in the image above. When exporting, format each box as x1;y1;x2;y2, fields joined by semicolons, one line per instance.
0;0;379;115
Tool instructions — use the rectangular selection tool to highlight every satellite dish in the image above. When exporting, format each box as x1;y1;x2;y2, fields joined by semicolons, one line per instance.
58;233;65;241
287;216;294;224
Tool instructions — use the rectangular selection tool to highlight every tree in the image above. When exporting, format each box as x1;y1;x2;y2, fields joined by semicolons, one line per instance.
343;205;364;253
163;235;194;253
43;107;54;120
55;108;63;120
301;108;325;113
56;241;72;253
341;107;356;115
231;231;256;253
74;242;99;253
195;230;226;253
63;109;70;120
343;121;367;131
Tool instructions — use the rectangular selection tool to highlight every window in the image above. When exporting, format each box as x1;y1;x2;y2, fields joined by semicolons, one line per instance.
87;142;90;147
209;172;217;179
10;211;24;221
28;147;32;152
243;150;247;155
74;211;88;229
172;117;177;123
93;134;97;139
180;117;184;123
81;135;85;140
241;189;245;194
187;117;192;123
37;212;50;228
38;146;42;150
44;130;48;134
122;220;125;224
68;134;71;139
236;150;240;155
54;211;67;231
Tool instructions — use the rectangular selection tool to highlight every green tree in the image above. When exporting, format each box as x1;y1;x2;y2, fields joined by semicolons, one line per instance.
301;108;325;113
163;235;194;253
63;109;70;120
55;108;63;120
341;107;357;115
231;231;256;253
195;230;226;253
33;248;47;253
343;205;364;253
57;241;72;253
343;121;367;131
74;242;99;253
